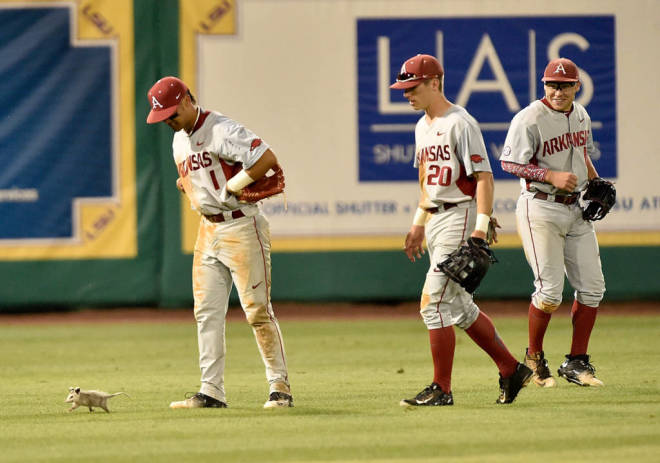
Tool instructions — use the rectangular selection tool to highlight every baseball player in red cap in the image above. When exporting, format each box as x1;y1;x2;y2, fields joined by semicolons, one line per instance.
501;57;606;387
147;76;293;409
393;54;532;406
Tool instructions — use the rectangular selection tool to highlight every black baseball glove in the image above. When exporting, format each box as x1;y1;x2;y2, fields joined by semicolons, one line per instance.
581;177;616;221
437;237;497;294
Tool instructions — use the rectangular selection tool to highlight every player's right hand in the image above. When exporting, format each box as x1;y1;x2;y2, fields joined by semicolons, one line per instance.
176;177;185;193
546;171;578;192
404;225;426;262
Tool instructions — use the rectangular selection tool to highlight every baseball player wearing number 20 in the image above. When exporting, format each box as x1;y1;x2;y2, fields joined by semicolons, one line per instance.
146;76;292;409
393;55;532;406
501;58;607;388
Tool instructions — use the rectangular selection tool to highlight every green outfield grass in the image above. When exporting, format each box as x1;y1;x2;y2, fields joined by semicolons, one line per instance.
0;312;659;462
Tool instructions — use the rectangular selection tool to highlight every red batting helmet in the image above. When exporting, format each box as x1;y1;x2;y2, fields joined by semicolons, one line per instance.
542;58;580;82
146;76;188;124
390;54;444;89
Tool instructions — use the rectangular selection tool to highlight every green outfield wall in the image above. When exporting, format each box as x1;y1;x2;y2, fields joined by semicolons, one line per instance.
0;0;658;310
156;248;660;308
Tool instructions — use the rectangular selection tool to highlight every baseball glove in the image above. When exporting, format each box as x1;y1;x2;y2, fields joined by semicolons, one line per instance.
437;237;497;294
581;177;616;221
237;164;285;203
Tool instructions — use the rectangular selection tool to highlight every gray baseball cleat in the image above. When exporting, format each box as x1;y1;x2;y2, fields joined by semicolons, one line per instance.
557;354;604;387
400;382;454;407
524;349;557;388
496;363;533;404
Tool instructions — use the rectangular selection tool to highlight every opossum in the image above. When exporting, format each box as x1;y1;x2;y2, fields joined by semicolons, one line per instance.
65;386;129;413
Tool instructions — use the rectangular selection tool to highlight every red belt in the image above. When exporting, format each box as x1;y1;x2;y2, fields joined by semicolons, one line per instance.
425;203;458;214
533;192;578;205
204;210;245;223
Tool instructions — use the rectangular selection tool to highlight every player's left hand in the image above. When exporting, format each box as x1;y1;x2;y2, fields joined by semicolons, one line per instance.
471;229;487;241
404;225;425;262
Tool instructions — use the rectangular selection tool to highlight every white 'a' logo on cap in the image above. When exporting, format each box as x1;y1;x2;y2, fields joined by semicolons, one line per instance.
152;96;163;109
554;62;567;75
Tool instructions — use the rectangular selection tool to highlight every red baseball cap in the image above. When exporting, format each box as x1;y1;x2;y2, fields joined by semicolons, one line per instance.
542;58;580;82
146;76;188;124
390;54;444;89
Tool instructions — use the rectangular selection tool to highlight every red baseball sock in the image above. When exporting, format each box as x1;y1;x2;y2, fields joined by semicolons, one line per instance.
465;312;517;378
570;301;598;356
528;302;552;354
429;326;455;393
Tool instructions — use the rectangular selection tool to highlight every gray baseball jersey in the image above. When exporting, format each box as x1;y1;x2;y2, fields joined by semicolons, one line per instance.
501;99;596;194
415;104;491;209
173;110;270;215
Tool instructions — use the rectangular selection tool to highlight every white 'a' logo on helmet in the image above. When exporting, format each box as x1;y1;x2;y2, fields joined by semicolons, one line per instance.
554;62;567;75
151;96;163;109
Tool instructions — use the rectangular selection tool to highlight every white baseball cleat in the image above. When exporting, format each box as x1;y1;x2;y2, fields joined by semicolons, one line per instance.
263;392;293;409
169;392;227;409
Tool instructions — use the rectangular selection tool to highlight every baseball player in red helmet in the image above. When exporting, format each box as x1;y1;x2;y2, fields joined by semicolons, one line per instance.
146;76;293;409
393;54;532;406
501;57;606;387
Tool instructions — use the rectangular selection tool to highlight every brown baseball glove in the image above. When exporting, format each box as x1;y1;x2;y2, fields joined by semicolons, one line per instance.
237;164;285;203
